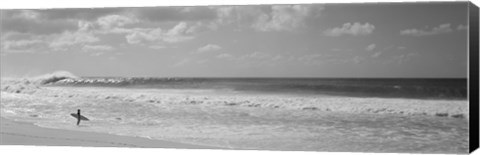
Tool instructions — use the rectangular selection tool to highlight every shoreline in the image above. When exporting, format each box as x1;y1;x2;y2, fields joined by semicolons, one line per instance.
0;117;223;149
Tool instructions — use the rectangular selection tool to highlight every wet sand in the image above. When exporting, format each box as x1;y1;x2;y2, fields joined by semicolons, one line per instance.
0;117;221;149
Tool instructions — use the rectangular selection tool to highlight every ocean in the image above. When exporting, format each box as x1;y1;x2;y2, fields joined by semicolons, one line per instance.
0;76;470;153
54;77;468;99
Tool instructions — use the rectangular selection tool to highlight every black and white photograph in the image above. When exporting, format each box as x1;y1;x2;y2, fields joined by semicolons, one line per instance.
0;0;476;154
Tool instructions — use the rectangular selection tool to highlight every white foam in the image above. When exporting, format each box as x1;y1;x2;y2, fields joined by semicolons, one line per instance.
25;87;469;119
0;86;469;153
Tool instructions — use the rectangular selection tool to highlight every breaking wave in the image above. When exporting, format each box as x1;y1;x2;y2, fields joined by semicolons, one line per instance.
32;71;79;85
1;71;78;94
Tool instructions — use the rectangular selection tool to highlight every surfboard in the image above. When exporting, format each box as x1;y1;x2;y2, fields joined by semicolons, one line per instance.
70;113;90;121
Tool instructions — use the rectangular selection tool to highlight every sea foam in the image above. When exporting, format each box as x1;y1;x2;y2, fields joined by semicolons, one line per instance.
26;87;470;119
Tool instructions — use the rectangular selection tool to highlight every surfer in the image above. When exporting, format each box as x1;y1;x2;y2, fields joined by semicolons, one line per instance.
76;109;81;126
70;109;89;126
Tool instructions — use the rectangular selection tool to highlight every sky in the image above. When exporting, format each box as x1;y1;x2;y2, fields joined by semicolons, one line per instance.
0;2;469;78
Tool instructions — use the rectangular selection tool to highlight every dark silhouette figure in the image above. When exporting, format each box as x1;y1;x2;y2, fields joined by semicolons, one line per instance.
77;109;81;126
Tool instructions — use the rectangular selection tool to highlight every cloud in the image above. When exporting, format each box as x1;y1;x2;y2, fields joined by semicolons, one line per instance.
82;45;114;51
163;22;196;42
236;52;292;67
2;5;324;37
172;58;191;67
9;10;40;19
209;4;323;32
125;22;195;44
149;45;167;50
0;38;44;53
197;44;222;53
397;46;406;50
371;52;382;58
133;7;217;22
457;24;468;30
35;8;126;21
0;30;105;54
97;15;138;29
125;28;160;44
1;30;108;54
391;53;419;64
195;59;209;64
251;5;324;31
352;56;365;64
216;53;233;59
1;9;127;35
1;10;78;35
81;45;114;56
49;31;100;51
75;14;140;34
400;23;454;36
324;22;375;37
271;55;284;61
296;54;325;66
365;44;376;51
242;52;272;60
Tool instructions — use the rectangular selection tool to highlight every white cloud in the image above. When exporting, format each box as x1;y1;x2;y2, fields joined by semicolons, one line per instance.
162;22;195;43
391;53;419;64
125;22;195;44
216;53;233;59
81;45;114;56
1;39;44;53
172;58;191;67
324;22;375;37
400;23;454;37
82;45;114;51
457;24;468;30
397;46;406;50
78;20;95;32
297;53;322;62
271;55;284;61
211;5;323;32
197;44;222;53
76;15;138;34
214;7;236;25
149;45;167;50
365;43;376;51
242;52;271;59
125;28;160;44
97;15;138;29
371;52;382;58
14;10;40;20
352;56;365;64
167;22;189;35
252;5;323;32
196;59;209;64
49;31;100;51
2;39;42;49
1;30;105;54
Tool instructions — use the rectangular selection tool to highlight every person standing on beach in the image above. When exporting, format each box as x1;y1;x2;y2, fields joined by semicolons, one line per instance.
77;109;81;126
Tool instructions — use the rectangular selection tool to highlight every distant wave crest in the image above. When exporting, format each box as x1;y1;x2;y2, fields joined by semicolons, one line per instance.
53;77;468;99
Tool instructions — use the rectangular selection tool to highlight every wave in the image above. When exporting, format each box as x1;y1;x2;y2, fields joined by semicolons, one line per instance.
32;71;79;85
1;71;78;94
12;86;467;120
52;77;468;99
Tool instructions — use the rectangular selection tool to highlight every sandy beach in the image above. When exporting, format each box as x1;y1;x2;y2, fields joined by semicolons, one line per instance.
0;117;220;149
